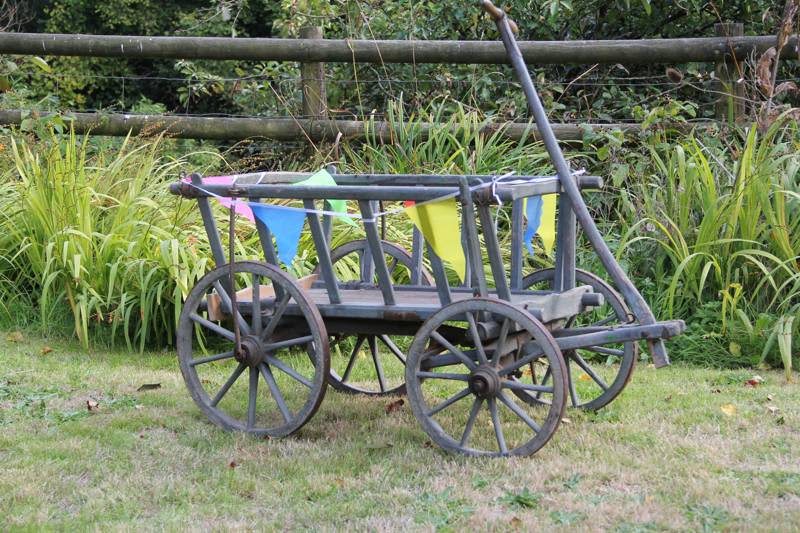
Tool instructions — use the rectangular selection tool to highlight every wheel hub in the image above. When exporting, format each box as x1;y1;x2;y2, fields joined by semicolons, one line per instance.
236;335;266;367
468;365;501;398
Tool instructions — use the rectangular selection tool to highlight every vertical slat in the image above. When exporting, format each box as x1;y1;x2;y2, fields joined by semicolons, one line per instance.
477;204;511;301
191;173;227;269
510;199;524;290
553;196;576;292
426;241;452;306
304;199;341;304
459;180;488;298
321;203;333;246
358;200;395;305
410;227;424;285
460;218;472;288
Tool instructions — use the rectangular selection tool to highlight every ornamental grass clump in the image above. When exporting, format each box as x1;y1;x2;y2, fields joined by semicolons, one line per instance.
0;130;214;349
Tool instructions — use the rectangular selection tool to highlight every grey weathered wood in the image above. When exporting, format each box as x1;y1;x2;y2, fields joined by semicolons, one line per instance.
0;110;650;141
304;199;341;304
510;200;524;290
2;32;795;64
300;27;328;119
358;201;396;306
714;23;746;123
477;204;511;301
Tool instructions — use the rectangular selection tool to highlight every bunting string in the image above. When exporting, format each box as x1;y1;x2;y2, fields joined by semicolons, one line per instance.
185;168;585;268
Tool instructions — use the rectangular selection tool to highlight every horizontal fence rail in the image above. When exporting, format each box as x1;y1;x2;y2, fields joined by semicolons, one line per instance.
0;32;794;65
0;110;686;142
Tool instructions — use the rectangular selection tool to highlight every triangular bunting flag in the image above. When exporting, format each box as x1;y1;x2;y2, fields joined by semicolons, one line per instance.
296;169;358;227
404;198;466;281
524;194;557;255
249;203;306;266
184;175;255;221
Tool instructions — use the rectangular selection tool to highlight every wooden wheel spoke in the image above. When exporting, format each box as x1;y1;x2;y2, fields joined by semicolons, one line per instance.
426;387;471;417
466;312;488;364
415;371;469;381
210;363;246;407
212;281;251;336
498;346;544;376
189;350;234;367
583;345;624;357
263;355;313;388
498;391;542;433
387;257;399;275
378;335;406;364
490;318;512;366
535;365;552;400
565;356;580;407
251;274;262;335
259;363;291;423
368;336;387;393
247;366;258;429
459;397;483;447
263;335;314;352
430;331;476;370
488;397;508;455
502;379;554;394
260;293;291;342
570;351;610;391
341;335;366;383
190;313;235;341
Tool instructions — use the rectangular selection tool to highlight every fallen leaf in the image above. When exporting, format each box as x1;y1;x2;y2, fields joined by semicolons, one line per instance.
510;516;522;528
720;404;737;417
384;398;404;414
745;380;759;387
767;405;780;414
134;404;144;410
86;399;99;412
6;331;23;342
229;460;238;468
711;388;721;394
561;417;571;425
578;373;592;382
767;394;774;402
664;395;673;402
40;346;54;355
751;375;765;383
776;416;786;426
136;383;161;392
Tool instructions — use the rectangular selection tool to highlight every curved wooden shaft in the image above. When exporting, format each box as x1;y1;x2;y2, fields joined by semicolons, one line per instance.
487;12;670;367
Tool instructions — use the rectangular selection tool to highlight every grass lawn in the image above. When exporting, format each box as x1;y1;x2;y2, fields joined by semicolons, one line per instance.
1;331;799;531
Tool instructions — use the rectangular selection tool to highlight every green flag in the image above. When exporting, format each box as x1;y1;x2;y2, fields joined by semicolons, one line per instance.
295;169;358;227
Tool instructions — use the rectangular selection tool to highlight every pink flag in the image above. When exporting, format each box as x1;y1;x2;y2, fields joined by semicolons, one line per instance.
182;175;255;222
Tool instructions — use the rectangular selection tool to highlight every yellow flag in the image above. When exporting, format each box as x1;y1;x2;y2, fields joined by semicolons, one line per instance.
404;198;466;282
540;194;557;255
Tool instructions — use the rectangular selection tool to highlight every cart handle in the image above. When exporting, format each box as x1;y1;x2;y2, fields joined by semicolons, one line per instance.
480;0;518;34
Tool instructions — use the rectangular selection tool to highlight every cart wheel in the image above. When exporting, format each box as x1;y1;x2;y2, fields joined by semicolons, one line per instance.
177;261;329;437
405;298;568;457
515;268;638;411
321;239;433;396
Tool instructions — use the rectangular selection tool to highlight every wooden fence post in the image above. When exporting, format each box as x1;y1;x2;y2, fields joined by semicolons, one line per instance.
714;22;746;123
300;26;328;119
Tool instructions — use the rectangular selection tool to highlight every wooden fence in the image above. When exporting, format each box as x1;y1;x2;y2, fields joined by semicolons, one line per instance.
0;26;795;141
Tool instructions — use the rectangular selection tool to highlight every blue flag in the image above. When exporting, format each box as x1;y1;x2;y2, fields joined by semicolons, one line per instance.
524;195;544;255
250;204;306;266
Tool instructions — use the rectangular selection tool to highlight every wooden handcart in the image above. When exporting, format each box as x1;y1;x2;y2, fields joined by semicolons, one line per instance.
169;1;684;457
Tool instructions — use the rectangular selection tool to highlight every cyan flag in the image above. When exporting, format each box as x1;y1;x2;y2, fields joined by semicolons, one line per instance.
524;195;544;255
249;203;306;266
